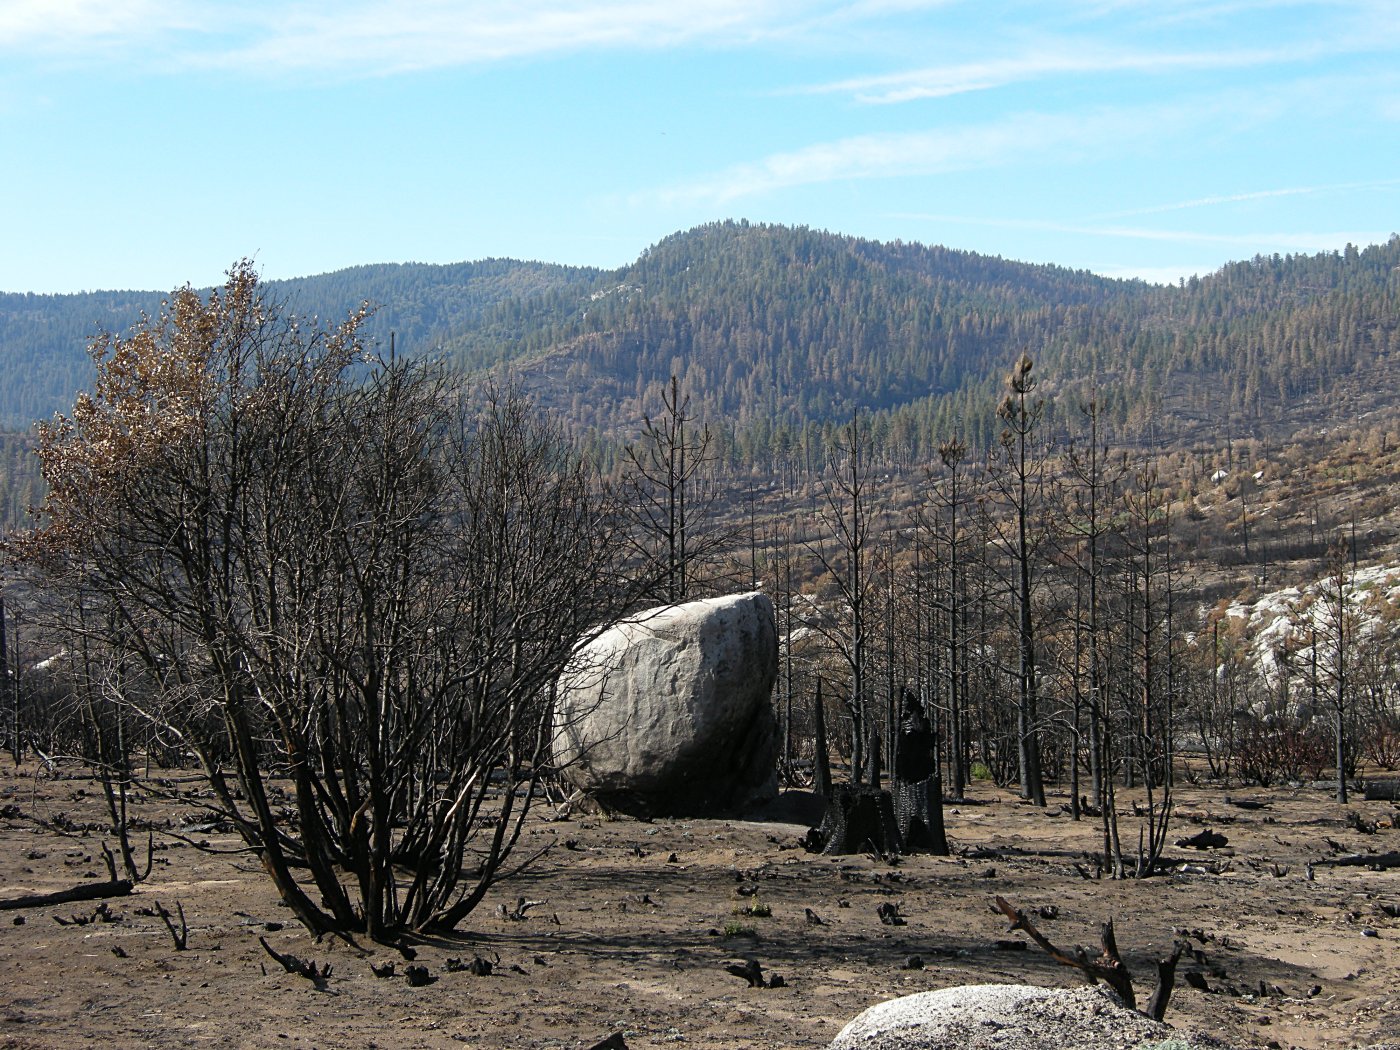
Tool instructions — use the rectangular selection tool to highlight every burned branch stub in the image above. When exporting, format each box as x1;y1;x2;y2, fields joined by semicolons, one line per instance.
993;895;1190;1022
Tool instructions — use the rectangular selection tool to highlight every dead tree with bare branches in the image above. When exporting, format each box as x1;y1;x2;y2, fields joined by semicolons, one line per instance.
10;264;639;941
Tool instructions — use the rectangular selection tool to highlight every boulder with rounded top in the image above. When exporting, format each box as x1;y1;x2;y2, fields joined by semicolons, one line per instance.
553;591;778;816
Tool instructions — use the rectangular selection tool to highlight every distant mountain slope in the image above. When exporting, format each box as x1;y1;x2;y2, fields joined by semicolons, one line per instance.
263;259;610;372
509;221;1144;444
0;289;163;429
502;223;1400;461
2;223;1397;461
0;258;608;430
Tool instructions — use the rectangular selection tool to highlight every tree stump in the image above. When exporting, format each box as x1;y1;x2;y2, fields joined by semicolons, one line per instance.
806;783;902;856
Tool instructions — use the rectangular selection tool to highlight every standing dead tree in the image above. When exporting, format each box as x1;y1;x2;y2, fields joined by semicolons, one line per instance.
986;354;1050;807
1116;457;1180;876
1314;540;1358;803
622;374;728;603
0;592;15;765
807;410;877;786
923;435;973;800
1056;393;1124;834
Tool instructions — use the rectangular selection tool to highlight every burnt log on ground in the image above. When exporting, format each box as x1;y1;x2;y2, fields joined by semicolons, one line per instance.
0;879;133;911
1315;851;1400;869
1175;829;1228;850
1362;779;1400;801
805;784;902;856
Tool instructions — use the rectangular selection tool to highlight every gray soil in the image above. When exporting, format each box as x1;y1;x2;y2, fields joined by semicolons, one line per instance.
2;764;1398;1049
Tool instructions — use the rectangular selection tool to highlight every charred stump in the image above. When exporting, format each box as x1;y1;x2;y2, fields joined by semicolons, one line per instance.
805;690;949;856
805;783;902;856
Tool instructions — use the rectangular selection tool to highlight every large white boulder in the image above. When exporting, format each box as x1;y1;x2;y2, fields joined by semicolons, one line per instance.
553;592;778;816
830;983;1218;1050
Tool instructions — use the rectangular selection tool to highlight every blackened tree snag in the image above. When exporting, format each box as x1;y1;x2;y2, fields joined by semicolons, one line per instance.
893;688;948;854
807;411;875;786
622;374;728;604
812;677;832;799
988;354;1048;807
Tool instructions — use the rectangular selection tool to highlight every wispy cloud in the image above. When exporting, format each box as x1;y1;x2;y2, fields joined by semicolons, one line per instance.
803;43;1319;103
794;0;1400;104
1113;0;1390;31
652;99;1208;205
0;0;846;75
7;0;1393;85
203;1;787;75
1096;179;1400;218
1058;0;1397;33
654;66;1383;207
0;1;210;52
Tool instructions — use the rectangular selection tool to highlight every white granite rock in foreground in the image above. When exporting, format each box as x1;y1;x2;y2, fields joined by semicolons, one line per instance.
829;983;1227;1050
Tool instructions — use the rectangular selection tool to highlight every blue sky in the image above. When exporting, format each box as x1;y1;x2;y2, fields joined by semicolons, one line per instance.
2;0;1397;292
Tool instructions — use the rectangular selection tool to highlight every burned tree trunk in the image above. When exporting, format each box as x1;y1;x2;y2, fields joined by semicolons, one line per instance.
807;690;951;856
812;677;832;800
896;775;949;854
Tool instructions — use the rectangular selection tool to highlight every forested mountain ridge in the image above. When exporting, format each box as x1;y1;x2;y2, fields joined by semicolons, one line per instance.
516;222;1138;448
0;258;608;430
2;222;1398;465
602;225;1400;460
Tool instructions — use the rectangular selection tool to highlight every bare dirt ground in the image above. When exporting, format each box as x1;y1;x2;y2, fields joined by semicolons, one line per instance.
2;763;1398;1050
